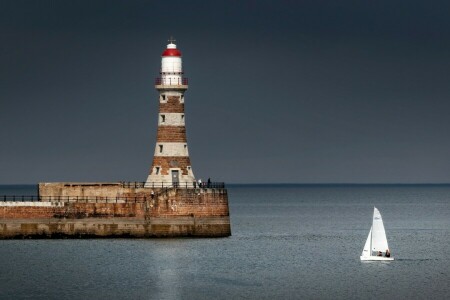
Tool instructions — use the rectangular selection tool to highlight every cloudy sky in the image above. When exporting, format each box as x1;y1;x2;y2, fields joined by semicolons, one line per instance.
1;0;450;184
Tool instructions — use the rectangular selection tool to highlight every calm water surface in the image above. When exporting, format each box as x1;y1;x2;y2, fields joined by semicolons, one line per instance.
0;184;449;299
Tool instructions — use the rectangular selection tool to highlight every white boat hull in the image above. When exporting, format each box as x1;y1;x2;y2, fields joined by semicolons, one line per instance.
360;256;394;261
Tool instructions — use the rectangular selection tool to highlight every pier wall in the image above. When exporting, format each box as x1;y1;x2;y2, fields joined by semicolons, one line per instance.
0;183;231;238
38;182;150;199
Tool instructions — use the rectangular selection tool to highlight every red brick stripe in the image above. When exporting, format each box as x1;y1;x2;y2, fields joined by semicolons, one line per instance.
157;126;187;142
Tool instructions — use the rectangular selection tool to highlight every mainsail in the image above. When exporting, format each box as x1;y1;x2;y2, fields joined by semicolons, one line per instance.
371;207;389;252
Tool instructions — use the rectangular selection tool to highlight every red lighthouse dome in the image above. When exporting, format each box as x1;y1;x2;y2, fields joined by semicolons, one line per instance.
162;42;182;57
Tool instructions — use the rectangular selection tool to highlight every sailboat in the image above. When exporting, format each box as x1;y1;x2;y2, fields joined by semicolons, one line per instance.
360;207;394;261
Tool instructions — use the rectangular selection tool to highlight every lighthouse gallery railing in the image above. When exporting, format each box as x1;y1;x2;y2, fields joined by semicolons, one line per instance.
155;77;188;85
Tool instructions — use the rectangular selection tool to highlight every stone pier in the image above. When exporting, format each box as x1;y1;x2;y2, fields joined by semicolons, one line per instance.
0;183;231;238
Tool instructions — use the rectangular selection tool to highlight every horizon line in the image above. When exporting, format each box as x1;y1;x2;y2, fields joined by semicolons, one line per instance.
1;182;450;186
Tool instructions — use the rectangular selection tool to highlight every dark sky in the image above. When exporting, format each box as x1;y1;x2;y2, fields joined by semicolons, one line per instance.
1;0;450;184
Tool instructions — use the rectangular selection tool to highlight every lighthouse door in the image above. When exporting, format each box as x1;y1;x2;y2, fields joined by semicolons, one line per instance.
171;170;179;187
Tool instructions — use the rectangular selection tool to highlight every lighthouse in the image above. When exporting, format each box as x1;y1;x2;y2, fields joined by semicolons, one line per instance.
145;39;195;187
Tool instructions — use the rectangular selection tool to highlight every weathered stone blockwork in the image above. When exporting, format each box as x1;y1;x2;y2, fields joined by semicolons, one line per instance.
39;183;150;199
0;203;144;219
0;183;231;238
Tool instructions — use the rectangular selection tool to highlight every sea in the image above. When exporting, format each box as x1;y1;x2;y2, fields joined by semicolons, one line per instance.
0;184;449;299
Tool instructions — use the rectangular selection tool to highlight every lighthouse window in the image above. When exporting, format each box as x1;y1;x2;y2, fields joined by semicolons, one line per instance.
155;167;160;175
181;114;185;121
159;145;163;153
161;94;166;101
161;115;166;123
184;144;187;151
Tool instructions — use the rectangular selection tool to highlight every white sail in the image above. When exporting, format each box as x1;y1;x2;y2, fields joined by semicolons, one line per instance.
361;227;372;257
371;207;389;252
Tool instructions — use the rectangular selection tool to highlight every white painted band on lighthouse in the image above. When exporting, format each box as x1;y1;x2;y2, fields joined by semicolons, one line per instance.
159;113;185;126
154;143;189;156
145;170;195;187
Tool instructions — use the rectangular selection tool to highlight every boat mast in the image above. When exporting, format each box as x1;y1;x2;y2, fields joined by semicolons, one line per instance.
370;207;374;256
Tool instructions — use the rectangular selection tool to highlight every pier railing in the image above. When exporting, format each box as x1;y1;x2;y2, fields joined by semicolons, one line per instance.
1;182;226;203
122;182;225;189
0;195;150;203
0;189;228;203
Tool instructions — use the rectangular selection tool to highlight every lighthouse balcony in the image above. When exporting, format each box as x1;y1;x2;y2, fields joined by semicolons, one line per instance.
155;77;188;90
